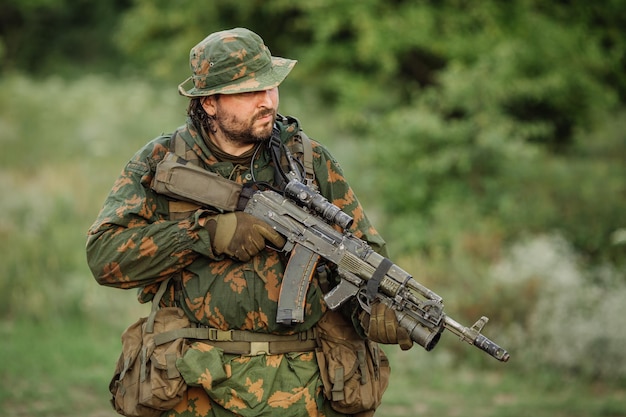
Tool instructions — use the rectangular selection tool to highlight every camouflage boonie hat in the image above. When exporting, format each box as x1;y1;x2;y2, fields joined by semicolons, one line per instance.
178;28;297;97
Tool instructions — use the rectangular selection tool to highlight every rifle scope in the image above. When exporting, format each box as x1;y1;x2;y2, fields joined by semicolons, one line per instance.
285;179;354;230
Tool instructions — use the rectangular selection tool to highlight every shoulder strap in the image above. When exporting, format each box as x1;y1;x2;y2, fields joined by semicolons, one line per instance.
282;127;315;189
296;130;315;188
170;130;200;165
145;278;171;333
166;130;204;219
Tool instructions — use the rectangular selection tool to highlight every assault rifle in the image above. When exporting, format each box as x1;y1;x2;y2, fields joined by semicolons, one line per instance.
243;179;510;362
152;152;510;362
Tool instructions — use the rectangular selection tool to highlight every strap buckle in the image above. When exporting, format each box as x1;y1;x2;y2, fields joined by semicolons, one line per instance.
247;341;270;356
208;328;233;342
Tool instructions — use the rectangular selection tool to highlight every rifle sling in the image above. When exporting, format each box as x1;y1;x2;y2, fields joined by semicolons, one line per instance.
366;258;393;301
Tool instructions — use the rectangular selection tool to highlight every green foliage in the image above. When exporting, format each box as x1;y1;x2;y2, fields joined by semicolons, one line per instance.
356;4;626;267
0;74;180;320
112;0;310;82
0;0;130;75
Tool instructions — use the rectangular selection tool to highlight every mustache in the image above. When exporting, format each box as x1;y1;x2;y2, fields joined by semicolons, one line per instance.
255;109;275;121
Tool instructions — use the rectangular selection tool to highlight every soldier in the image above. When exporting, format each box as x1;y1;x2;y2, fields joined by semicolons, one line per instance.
86;28;412;417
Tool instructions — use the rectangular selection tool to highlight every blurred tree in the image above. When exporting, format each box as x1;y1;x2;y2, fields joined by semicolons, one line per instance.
112;0;308;81
0;0;132;75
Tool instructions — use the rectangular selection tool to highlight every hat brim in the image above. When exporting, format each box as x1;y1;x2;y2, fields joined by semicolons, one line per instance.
178;57;297;98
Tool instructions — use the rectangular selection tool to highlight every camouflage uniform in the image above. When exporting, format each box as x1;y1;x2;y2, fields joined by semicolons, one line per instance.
86;28;387;417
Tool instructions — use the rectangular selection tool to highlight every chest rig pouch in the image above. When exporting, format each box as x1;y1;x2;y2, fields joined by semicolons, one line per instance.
151;151;243;213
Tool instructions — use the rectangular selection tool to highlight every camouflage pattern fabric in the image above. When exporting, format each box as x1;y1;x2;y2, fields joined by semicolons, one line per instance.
173;342;334;417
86;116;388;416
178;27;297;98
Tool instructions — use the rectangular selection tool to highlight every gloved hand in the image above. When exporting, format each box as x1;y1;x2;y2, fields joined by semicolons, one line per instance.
360;301;413;351
203;212;286;262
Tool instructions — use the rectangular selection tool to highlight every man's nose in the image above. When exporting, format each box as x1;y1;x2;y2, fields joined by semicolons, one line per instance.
259;90;272;105
256;89;276;107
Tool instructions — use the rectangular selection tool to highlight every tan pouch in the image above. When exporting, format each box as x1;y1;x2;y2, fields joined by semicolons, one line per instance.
315;310;391;416
109;280;190;417
151;152;242;212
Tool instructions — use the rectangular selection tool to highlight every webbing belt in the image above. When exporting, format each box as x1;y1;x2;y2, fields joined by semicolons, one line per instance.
154;327;318;356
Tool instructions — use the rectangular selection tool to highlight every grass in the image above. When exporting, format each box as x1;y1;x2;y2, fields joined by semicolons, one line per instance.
380;346;626;417
0;317;122;417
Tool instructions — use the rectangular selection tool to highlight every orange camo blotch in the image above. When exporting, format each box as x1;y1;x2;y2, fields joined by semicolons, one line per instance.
210;259;232;275
151;142;168;159
224;389;247;411
325;159;347;185
350;202;366;223
186;296;206;322
245;377;264;402
178;218;192;230
139;236;158;257
170;387;212;415
268;387;307;409
101;262;125;282
233;356;252;366
303;389;317;417
116;238;136;253
195;342;215;353
198;368;215;391
115;195;144;218
111;176;133;193
225;272;247;294
138;201;156;219
230;48;247;61
262;254;282;302
330;188;357;212
231;66;247;81
310;142;321;158
127;218;148;228
192;388;213;415
207;306;227;330
265;354;283;368
243;311;269;330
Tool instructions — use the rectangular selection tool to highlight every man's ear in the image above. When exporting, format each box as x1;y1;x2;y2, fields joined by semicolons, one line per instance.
201;96;217;116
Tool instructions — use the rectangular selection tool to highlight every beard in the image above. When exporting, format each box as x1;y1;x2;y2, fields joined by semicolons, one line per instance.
214;108;276;145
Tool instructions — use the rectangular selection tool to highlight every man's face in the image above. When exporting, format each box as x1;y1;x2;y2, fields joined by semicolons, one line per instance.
204;88;279;146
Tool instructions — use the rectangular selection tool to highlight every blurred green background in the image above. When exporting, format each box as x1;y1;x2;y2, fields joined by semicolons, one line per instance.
1;1;625;416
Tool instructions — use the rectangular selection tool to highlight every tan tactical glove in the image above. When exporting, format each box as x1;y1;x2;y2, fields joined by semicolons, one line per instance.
360;301;413;351
204;212;286;262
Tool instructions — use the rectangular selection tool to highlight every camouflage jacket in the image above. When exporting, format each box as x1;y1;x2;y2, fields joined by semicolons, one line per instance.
86;116;387;335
